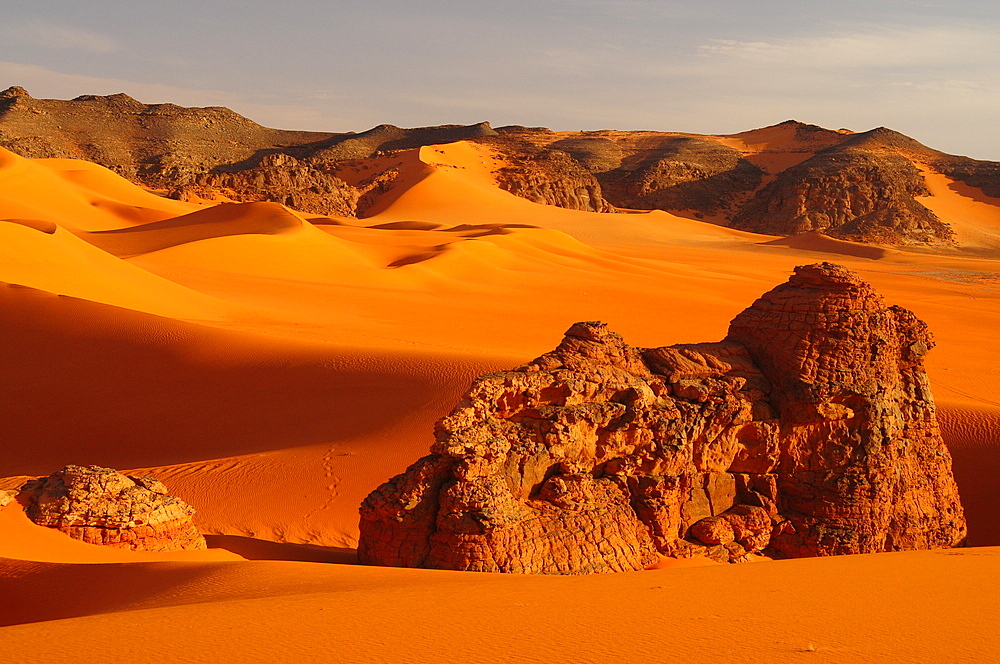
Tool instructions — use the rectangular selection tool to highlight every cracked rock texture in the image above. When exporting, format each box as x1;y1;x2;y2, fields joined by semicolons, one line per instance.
18;465;207;551
358;263;966;574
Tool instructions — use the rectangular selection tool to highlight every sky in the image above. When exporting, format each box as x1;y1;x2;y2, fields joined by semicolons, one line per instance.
1;0;998;159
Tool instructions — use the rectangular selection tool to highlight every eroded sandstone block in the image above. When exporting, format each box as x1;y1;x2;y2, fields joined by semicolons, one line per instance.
19;465;207;551
359;263;966;573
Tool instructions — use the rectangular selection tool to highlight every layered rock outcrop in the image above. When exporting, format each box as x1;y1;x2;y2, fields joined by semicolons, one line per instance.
492;147;613;213
359;263;966;573
17;465;206;551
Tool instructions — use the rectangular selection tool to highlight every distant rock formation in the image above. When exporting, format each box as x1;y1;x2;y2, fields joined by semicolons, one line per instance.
172;153;359;217
730;129;953;244
491;145;613;213
2;87;999;243
18;465;206;551
358;263;966;573
594;137;762;216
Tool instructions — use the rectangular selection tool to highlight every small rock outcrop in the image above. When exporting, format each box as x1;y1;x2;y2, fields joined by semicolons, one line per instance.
0;85;30;99
358;263;966;573
18;465;206;551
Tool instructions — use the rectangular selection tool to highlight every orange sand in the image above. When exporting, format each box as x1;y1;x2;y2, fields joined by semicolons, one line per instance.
1;141;998;661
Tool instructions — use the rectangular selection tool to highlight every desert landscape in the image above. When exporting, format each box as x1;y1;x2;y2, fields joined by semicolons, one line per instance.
1;82;999;662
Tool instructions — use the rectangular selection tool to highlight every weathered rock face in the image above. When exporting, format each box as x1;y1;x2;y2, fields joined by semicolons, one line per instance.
18;465;207;551
596;137;762;216
492;147;613;213
358;263;966;574
731;146;952;244
171;153;359;217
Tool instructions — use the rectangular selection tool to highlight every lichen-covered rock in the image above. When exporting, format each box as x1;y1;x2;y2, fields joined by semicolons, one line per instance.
358;263;966;574
19;465;206;551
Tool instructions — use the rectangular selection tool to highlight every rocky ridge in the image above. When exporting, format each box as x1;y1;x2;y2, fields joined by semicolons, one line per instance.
16;465;207;551
2;88;999;244
358;263;966;573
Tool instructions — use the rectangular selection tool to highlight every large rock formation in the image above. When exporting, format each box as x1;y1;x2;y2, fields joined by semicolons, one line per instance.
17;465;207;551
358;263;966;573
584;137;762;216
731;130;953;244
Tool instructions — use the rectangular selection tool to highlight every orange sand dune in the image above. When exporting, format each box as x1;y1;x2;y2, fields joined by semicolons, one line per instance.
1;547;998;662
0;148;197;232
0;223;224;319
761;232;894;260
918;167;1000;250
0;281;515;546
1;142;999;661
82;201;307;257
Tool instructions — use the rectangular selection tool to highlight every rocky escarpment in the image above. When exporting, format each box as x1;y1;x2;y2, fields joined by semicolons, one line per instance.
731;130;954;244
16;465;206;551
0;86;332;179
358;263;966;574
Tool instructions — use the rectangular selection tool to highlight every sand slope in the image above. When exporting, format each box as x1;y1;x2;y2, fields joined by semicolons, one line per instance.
1;548;998;662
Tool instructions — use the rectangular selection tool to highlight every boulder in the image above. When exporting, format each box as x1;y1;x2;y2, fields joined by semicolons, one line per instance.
358;263;966;573
18;465;206;551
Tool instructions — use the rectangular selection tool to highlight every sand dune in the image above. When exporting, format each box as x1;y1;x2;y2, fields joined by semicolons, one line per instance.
2;548;998;662
760;232;894;260
918;167;1000;250
1;141;999;661
0;148;196;232
83;201;307;257
0;223;223;319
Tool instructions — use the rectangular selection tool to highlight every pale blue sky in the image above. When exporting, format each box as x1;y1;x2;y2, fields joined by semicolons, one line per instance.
1;1;998;158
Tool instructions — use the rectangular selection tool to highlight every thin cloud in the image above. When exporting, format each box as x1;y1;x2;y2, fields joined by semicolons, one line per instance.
696;25;1000;69
1;20;118;54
